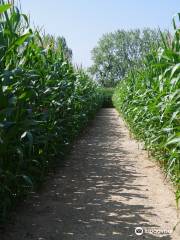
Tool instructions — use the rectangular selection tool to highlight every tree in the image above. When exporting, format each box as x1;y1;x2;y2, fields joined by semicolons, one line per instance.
89;29;162;87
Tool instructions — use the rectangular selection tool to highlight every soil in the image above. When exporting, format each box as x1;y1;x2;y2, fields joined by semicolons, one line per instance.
0;108;179;240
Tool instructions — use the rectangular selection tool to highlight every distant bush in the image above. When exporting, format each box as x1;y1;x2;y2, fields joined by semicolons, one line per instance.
101;88;114;107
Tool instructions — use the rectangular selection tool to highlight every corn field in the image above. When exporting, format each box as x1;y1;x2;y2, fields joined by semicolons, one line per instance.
0;1;102;220
113;14;180;204
0;0;179;226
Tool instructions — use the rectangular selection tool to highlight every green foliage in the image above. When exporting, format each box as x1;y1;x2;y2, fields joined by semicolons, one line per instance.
101;88;114;107
43;34;73;61
113;15;180;204
89;29;162;87
0;2;102;220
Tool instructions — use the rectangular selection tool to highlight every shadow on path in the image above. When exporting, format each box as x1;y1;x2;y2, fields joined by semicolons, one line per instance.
0;109;172;240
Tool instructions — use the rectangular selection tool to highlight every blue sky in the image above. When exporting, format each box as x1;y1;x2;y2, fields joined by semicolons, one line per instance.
20;0;179;68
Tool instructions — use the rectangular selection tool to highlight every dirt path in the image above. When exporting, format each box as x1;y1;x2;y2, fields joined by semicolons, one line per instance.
0;108;179;240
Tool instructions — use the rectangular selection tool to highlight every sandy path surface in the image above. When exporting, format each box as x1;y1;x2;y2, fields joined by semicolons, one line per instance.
0;108;179;240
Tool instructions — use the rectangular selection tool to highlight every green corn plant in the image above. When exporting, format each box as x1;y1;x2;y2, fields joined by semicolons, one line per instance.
113;14;180;205
0;1;103;221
